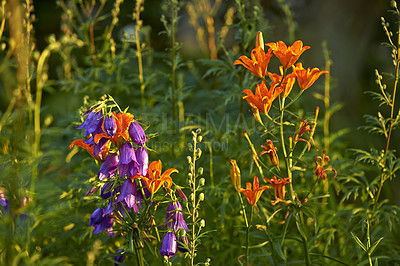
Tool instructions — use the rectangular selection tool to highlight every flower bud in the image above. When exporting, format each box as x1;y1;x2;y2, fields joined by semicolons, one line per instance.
104;115;117;137
187;156;192;164
196;148;202;159
200;219;205;228
199;193;204;201
198;167;204;175
229;159;241;191
255;31;264;50
176;188;188;201
128;121;146;146
197;135;203;142
199;178;205;186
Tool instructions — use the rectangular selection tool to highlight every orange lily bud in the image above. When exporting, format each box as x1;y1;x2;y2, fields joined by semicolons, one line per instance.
256;31;264;50
230;159;241;191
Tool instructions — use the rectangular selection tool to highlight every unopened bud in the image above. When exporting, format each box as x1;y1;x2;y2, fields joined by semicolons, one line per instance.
230;159;241;191
199;178;205;186
199;193;204;201
197;135;203;142
196;128;201;134
187;156;192;164
197;148;202;159
177;188;188;201
198;167;204;175
200;219;205;228
255;31;264;49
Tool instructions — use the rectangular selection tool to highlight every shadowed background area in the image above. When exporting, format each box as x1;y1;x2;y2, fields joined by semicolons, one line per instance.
30;0;393;148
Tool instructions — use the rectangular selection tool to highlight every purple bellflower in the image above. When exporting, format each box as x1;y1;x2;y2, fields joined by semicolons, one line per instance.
93;137;109;157
128;121;146;146
165;202;189;232
98;153;119;180
114;249;125;265
104;115;117;137
90;208;114;237
177;234;191;253
101;182;113;199
160;231;177;258
115;178;143;213
0;187;9;215
119;142;137;178
135;147;149;176
77;110;104;143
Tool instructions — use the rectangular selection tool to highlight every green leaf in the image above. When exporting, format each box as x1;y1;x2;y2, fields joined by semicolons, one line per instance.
273;241;286;261
351;232;366;252
295;213;307;240
368;237;384;255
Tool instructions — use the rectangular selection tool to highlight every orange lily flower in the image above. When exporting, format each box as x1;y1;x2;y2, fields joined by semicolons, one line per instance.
266;40;310;69
292;63;328;90
314;151;337;180
70;138;110;161
94;112;134;147
242;81;282;116
268;66;296;98
234;46;273;78
239;176;271;206
141;160;178;194
263;176;291;206
260;140;279;167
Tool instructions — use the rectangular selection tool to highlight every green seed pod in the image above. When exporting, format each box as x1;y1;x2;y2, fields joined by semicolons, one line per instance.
199;178;205;186
200;219;205;227
199;193;204;201
198;167;204;176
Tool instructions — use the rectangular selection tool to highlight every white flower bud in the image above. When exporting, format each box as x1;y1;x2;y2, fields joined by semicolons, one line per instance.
199;193;204;201
200;219;205;228
199;178;205;186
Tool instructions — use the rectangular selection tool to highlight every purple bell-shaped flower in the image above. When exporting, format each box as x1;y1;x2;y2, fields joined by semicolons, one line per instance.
98;153;119;180
77;110;104;140
135;147;149;176
160;231;177;258
89;208;114;237
119;143;137;178
128;121;146;146
104;115;117;137
115;178;142;213
165;202;189;232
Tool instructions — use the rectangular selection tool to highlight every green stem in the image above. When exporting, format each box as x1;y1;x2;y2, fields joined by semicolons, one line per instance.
170;0;177;126
245;206;253;266
134;0;146;113
279;97;294;201
373;18;400;212
132;230;144;266
302;236;311;266
190;132;198;266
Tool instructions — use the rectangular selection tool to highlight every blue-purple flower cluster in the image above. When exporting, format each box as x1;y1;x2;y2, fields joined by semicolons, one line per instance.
71;107;149;237
71;100;189;263
160;201;190;258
